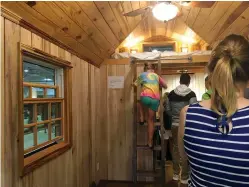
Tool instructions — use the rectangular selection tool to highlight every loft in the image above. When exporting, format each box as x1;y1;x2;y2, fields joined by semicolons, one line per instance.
1;1;249;187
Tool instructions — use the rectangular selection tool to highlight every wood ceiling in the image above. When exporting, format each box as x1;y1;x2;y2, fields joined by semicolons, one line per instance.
120;11;202;48
2;1;144;65
2;1;249;66
180;1;249;47
121;1;249;49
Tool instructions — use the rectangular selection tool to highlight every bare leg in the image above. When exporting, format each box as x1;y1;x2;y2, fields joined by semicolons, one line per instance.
147;108;155;147
156;108;160;120
144;106;148;122
137;101;144;123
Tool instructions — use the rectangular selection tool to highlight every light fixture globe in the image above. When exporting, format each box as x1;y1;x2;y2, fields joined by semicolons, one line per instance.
152;3;179;22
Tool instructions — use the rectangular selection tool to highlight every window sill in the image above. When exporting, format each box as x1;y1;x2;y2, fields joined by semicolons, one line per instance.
22;142;71;176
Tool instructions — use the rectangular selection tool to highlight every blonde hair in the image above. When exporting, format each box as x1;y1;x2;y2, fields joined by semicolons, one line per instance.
208;34;249;117
144;62;156;71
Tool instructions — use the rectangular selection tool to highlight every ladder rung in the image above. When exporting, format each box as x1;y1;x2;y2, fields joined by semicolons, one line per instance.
137;122;161;127
137;170;161;177
136;145;161;151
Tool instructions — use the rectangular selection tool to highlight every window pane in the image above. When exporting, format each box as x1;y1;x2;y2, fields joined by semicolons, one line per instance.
46;88;56;98
23;86;30;98
24;127;34;150
37;103;49;121
23;62;55;86
24;104;33;125
51;103;61;119
37;124;49;145
32;87;44;98
52;120;62;139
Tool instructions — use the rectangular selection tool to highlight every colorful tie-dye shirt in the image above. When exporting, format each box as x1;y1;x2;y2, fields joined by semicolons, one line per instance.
135;72;165;100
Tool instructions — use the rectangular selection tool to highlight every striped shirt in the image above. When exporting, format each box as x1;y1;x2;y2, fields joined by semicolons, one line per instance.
184;103;249;187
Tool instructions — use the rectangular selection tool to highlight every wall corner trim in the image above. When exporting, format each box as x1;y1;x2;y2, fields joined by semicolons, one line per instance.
1;6;21;24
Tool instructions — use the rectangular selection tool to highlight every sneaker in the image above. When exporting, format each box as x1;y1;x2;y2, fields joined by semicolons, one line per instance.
181;178;189;184
173;174;179;181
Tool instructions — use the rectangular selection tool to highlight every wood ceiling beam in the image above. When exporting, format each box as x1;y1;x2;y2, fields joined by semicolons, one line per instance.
1;3;102;66
109;2;129;37
179;1;249;47
197;2;232;42
185;7;200;28
131;1;142;26
76;1;120;48
191;3;216;34
209;2;247;44
212;5;249;45
29;1;108;59
94;2;126;43
54;1;115;56
121;2;136;32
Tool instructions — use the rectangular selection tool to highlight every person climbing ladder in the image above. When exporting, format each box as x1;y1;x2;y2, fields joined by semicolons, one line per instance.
134;62;167;148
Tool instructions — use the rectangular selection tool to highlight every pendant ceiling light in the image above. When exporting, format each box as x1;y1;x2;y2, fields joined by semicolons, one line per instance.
152;3;179;22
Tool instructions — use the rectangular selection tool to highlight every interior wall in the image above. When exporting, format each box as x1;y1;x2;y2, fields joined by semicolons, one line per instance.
99;64;134;181
1;16;104;187
99;63;158;182
0;16;3;187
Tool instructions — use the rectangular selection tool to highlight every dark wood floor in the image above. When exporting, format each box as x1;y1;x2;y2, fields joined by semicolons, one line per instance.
97;161;186;187
97;180;181;187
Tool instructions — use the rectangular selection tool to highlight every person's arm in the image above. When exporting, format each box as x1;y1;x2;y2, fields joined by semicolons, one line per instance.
159;76;167;89
178;105;188;163
165;97;172;116
133;75;141;87
189;92;197;104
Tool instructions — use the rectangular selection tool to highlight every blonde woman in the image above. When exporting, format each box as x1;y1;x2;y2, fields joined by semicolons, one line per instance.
179;34;249;186
134;63;167;148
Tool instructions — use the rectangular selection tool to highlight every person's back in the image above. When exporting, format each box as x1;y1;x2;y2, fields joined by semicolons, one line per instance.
167;74;197;126
185;100;249;186
178;34;249;186
138;71;162;100
134;63;167;148
168;84;197;125
166;73;197;184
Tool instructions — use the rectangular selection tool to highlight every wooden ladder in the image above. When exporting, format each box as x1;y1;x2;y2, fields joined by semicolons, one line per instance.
132;57;166;186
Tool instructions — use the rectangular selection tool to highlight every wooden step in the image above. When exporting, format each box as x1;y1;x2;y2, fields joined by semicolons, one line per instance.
136;145;161;151
137;170;161;177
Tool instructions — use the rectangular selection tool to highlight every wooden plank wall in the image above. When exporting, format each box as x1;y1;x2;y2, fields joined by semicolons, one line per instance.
99;64;134;180
0;16;4;187
99;64;154;181
1;16;104;187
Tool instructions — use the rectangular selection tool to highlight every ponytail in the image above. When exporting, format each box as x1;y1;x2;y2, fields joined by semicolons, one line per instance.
208;35;249;118
211;57;237;117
